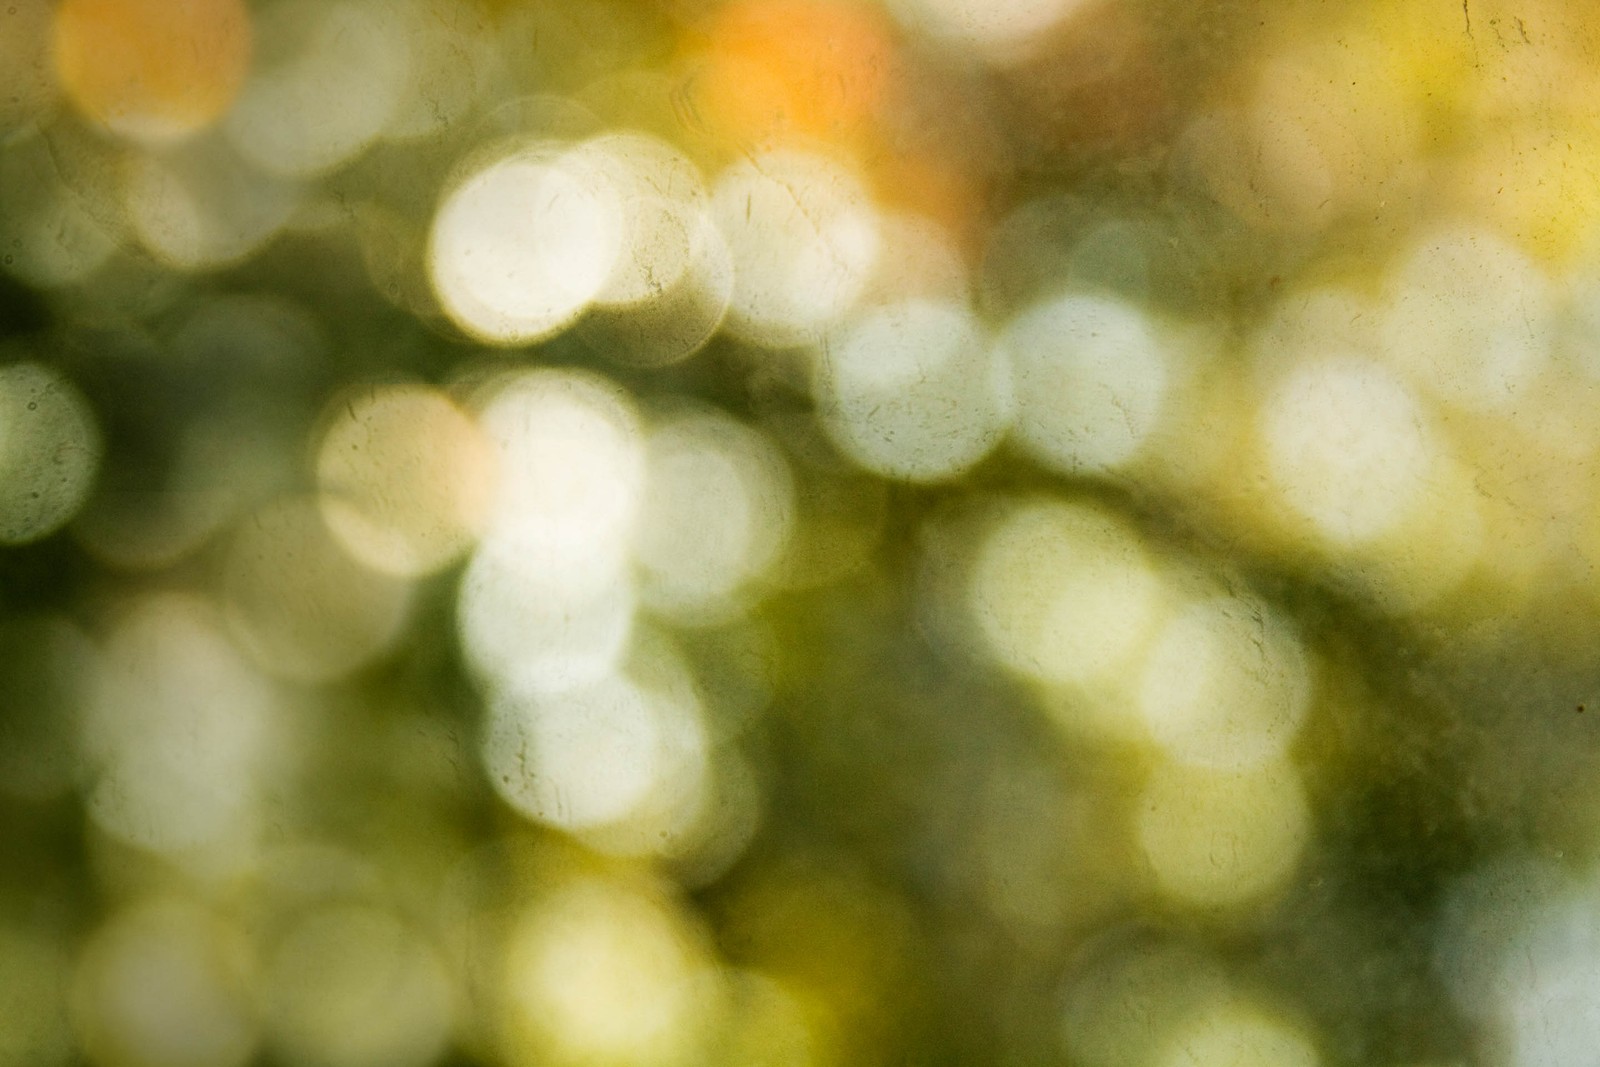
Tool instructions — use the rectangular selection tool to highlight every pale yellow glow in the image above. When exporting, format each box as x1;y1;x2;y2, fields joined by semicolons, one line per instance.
1258;355;1436;548
576;210;735;368
223;0;410;177
968;497;1166;691
1137;759;1310;909
1062;941;1229;1067
477;369;646;598
458;546;637;695
711;149;881;347
563;132;712;308
635;409;796;622
428;143;623;345
1184;35;1425;233
0;362;101;544
71;899;257;1067
1253;287;1381;364
1001;292;1170;477
482;628;711;856
81;594;275;859
501;876;717;1067
1137;594;1313;770
819;299;1012;482
1380;224;1558;413
263;904;453;1067
222;497;413;682
460;371;648;692
483;674;692;833
1248;291;1487;611
316;384;496;577
1330;452;1486;616
1158;1000;1319;1067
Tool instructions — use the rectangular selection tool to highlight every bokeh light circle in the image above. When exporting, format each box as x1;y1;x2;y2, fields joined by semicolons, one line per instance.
315;384;496;578
818;299;1012;482
0;362;102;545
222;497;413;683
429;143;624;346
1158;999;1319;1067
1258;354;1436;548
634;408;796;623
1137;594;1313;770
1000;292;1170;478
223;0;410;178
54;0;252;144
80;594;276;859
711;148;881;346
476;368;646;598
887;0;1096;62
481;639;710;854
500;875;717;1067
262;904;454;1067
71;899;258;1067
968;496;1165;692
461;369;649;694
1136;759;1311;909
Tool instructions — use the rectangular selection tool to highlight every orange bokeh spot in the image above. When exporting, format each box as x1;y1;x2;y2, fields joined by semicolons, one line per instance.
872;153;984;251
54;0;252;144
695;0;897;147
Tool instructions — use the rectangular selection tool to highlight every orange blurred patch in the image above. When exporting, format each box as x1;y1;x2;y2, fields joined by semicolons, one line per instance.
54;0;252;144
694;0;897;147
996;0;1169;161
0;2;59;130
871;153;983;252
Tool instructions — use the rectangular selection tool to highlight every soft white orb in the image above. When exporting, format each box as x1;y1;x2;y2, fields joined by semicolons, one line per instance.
818;299;1012;481
1001;292;1169;477
429;145;623;345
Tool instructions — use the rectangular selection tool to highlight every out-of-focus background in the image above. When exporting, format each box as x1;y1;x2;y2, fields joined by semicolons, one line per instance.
5;0;1600;1064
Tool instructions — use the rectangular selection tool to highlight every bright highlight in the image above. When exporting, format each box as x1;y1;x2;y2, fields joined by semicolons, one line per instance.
316;384;496;578
1001;291;1170;478
1137;594;1313;770
1259;355;1436;548
429;144;623;346
635;409;796;623
818;299;1012;482
1137;759;1310;909
711;149;881;346
968;497;1165;693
